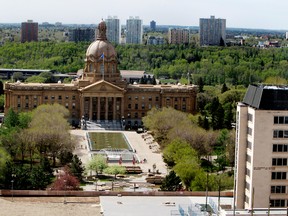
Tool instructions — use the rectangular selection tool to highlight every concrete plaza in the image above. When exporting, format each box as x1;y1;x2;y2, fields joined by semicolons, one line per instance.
71;129;167;176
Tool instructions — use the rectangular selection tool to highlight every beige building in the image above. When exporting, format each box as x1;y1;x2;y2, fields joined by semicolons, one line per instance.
236;84;288;209
168;28;189;45
5;21;197;128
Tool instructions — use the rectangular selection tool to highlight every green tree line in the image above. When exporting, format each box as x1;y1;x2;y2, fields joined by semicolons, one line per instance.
1;42;288;86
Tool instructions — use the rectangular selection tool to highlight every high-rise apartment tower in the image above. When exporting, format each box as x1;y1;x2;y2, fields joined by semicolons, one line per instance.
105;16;120;44
168;28;189;45
126;17;143;44
199;15;226;46
21;20;38;43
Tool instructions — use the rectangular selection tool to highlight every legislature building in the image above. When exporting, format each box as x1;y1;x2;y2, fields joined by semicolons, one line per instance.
4;21;197;128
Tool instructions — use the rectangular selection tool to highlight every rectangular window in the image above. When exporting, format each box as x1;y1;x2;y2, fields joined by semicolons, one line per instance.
128;104;131;109
72;95;76;100
271;186;286;193
148;97;152;101
273;130;288;138
247;127;252;135
72;103;75;109
246;154;251;163
135;104;138;109
272;158;288;166
271;172;287;180
58;95;62;100
44;96;48;100
274;116;288;124
246;168;251;177
248;113;253;122
51;96;55;100
128;96;131;100
65;103;69;109
66;96;69;100
270;200;285;207
245;195;249;204
135;96;138;100
182;105;186;111
148;104;152;109
155;97;159;102
142;96;145;100
273;144;288;152
245;181;250;191
247;140;252;149
142;104;145;109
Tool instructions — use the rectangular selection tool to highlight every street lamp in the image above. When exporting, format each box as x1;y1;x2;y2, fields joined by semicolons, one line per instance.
11;174;16;202
63;179;67;204
93;177;98;191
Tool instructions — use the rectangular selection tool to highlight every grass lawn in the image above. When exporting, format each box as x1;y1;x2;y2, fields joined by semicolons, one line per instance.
88;132;131;151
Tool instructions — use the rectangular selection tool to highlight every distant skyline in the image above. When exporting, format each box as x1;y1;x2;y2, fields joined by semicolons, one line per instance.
1;0;288;30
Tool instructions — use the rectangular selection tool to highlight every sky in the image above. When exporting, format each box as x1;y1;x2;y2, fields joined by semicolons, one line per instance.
1;0;288;30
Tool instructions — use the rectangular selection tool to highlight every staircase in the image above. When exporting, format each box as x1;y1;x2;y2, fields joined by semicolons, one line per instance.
85;120;123;131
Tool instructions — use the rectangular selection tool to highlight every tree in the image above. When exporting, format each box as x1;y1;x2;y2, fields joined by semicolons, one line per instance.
160;170;182;191
86;154;108;177
70;155;84;182
3;108;19;128
173;155;201;190
0;95;4;112
197;77;204;93
26;76;47;83
191;170;217;191
18;112;32;129
0;80;4;95
50;166;80;191
104;165;126;179
163;139;198;167
0;147;11;186
29;159;53;190
221;83;229;93
29;104;74;166
143;107;191;145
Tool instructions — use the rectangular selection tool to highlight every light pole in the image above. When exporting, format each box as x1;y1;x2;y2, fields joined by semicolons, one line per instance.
93;177;97;191
11;174;16;202
63;179;67;204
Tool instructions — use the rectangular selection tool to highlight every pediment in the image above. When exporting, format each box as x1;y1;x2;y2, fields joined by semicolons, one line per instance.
80;80;124;93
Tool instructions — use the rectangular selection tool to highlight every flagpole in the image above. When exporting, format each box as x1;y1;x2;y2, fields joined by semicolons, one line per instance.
102;52;104;80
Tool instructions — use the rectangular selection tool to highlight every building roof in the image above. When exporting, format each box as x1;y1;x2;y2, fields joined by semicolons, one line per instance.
243;84;288;110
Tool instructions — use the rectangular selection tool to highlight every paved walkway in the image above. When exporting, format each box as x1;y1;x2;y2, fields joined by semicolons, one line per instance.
70;129;167;176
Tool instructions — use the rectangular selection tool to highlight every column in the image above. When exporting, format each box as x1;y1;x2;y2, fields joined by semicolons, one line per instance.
89;97;93;121
113;97;117;121
105;97;108;121
97;97;100;121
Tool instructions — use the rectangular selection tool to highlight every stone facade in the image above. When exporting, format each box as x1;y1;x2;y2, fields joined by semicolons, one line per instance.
4;21;197;127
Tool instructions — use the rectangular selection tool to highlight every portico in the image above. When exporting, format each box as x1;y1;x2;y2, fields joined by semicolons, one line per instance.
79;80;125;122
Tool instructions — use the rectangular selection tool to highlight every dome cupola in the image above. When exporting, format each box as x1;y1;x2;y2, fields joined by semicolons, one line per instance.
82;20;121;84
